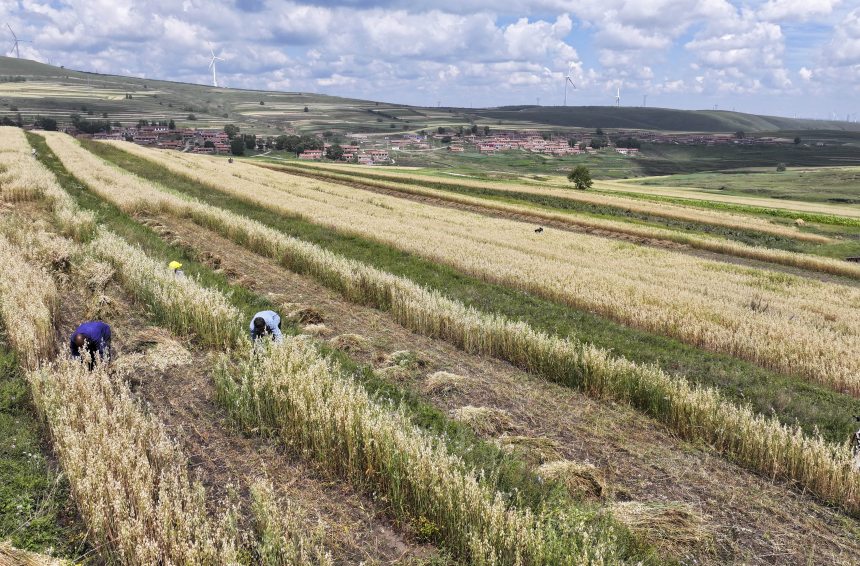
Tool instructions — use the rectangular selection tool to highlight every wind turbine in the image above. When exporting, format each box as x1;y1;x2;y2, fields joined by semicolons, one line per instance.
208;44;224;87
615;86;621;107
563;63;577;106
6;24;31;59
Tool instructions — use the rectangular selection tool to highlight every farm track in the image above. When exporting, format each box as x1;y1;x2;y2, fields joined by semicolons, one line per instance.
264;165;859;287
49;250;438;565
152;212;860;566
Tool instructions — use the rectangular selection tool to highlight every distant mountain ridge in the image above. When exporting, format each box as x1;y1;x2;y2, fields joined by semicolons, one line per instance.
0;56;856;135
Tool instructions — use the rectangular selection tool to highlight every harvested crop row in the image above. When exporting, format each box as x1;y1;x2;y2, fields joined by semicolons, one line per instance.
264;161;860;279
277;159;831;242
0;126;94;239
32;131;860;517
108;143;860;396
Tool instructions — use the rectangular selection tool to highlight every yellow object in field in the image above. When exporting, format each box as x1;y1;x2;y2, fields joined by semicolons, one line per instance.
169;261;182;270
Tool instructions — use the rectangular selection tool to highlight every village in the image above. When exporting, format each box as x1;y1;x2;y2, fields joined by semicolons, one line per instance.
86;122;800;165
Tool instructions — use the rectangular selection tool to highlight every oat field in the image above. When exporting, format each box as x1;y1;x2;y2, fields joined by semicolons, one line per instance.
3;126;860;565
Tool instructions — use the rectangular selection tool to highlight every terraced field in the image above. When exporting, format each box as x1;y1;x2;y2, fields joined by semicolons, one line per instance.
3;127;860;565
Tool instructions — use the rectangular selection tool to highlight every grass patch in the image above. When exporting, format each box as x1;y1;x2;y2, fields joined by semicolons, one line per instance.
0;336;86;559
80;139;860;446
29;133;659;563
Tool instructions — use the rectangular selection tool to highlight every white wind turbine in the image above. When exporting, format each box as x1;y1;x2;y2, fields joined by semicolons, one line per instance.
563;63;577;106
7;24;31;59
615;86;621;107
208;44;224;87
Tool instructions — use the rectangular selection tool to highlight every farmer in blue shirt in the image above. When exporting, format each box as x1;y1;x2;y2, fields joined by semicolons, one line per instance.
70;321;112;370
250;311;283;343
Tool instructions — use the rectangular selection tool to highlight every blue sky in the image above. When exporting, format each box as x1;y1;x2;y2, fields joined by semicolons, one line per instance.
3;0;858;120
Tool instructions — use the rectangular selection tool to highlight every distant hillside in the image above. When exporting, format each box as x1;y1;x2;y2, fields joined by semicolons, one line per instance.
469;105;860;133
0;56;856;135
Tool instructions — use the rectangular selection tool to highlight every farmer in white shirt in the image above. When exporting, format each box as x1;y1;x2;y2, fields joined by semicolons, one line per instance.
250;310;283;343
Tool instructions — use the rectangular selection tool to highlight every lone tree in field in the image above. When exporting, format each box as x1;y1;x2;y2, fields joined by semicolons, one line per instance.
776;162;786;172
568;165;593;190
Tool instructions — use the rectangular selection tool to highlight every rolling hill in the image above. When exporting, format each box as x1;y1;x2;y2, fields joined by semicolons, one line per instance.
1;56;857;136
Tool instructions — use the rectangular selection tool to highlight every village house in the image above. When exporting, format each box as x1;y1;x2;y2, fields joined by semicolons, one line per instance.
298;149;324;160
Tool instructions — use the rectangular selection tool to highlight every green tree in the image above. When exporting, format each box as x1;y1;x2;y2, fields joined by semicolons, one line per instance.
230;137;245;156
483;125;490;135
187;113;197;121
34;116;57;131
168;119;176;130
303;106;309;112
243;134;256;150
595;127;604;136
326;144;344;160
203;140;215;148
734;130;745;139
567;165;593;190
794;136;802;145
470;124;478;135
776;162;786;172
275;135;289;150
224;124;240;139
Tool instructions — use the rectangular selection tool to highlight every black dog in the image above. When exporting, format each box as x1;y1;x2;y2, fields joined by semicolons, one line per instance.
534;227;544;233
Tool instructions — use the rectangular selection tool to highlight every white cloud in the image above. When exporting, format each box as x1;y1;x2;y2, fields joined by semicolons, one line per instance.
758;0;842;22
0;0;856;113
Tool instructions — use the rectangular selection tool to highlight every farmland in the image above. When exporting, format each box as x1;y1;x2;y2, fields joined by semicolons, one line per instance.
1;121;859;565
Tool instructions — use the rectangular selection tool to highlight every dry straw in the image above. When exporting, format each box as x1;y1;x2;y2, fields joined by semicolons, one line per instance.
37;131;860;516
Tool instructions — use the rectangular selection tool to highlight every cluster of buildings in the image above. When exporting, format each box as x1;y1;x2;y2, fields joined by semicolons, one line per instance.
93;126;235;154
298;145;390;164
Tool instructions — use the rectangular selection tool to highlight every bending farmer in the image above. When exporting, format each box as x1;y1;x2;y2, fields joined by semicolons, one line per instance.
250;310;283;343
70;320;112;370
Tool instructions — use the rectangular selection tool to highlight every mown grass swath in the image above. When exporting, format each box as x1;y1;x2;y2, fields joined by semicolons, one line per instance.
34;131;860;517
95;143;860;397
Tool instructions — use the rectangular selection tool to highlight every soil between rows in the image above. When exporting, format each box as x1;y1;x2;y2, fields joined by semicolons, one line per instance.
150;211;860;566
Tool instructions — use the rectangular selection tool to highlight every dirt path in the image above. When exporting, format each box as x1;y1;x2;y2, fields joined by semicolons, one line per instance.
53;256;439;565
153;212;860;566
262;166;858;287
